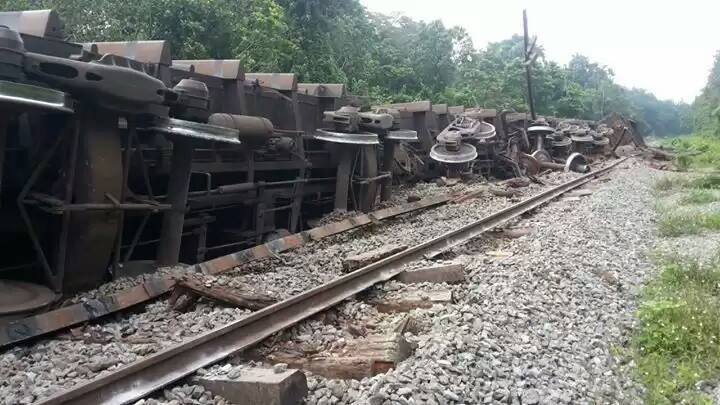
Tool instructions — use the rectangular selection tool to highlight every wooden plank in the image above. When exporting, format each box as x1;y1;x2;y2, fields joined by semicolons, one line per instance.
170;279;276;311
395;264;465;284
372;289;453;313
268;332;413;380
342;244;407;273
0;277;175;348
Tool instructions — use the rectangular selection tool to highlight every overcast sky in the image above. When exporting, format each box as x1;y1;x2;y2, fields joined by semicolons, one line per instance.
360;0;720;103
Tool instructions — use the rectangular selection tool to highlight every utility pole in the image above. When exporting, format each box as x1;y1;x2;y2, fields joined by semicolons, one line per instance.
523;9;537;120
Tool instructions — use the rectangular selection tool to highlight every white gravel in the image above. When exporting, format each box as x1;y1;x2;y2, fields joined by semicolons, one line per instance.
0;161;628;404
301;159;658;404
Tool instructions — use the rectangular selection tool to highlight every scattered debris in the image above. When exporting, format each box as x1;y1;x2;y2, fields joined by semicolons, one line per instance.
395;264;465;284
371;288;454;313
169;278;277;312
342;244;408;273
504;177;531;188
196;367;308;405
489;187;521;197
269;332;414;380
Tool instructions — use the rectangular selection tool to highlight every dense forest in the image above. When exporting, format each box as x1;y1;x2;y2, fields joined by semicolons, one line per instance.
1;0;693;136
693;51;720;135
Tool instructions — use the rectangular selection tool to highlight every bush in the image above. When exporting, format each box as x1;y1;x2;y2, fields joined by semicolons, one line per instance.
634;257;720;403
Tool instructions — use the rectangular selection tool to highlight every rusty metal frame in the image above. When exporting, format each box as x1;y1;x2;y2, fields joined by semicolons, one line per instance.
36;158;627;405
16;123;68;290
0;192;454;348
0;277;175;347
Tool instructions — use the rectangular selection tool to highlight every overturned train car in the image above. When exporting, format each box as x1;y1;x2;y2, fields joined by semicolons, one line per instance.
0;10;636;308
0;10;427;300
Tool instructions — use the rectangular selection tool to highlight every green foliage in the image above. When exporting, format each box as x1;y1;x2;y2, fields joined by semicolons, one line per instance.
680;189;720;205
0;0;691;135
657;210;720;236
656;173;720;189
667;135;720;171
634;256;720;403
693;51;720;135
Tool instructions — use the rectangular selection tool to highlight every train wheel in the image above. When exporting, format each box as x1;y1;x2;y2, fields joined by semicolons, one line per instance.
353;145;378;213
61;112;122;292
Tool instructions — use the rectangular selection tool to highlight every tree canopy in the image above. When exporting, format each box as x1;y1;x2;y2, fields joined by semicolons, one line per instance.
693;51;720;135
0;0;691;135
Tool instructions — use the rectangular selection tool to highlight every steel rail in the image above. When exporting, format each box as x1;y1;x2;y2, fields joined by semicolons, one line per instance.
38;158;627;405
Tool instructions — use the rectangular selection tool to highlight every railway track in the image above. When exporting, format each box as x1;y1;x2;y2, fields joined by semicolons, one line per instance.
36;157;627;405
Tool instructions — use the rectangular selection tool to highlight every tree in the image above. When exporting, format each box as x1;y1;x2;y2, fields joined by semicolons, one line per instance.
0;0;690;135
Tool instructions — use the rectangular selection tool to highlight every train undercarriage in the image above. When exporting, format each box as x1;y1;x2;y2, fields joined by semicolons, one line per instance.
0;9;637;318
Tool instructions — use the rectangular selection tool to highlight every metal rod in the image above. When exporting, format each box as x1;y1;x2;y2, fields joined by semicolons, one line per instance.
53;119;81;292
0;116;8;208
611;127;629;157
122;212;151;264
16;131;65;287
380;142;395;202
333;147;355;211
156;139;194;266
133;132;155;200
36;158;628;405
114;119;134;273
523;9;537;121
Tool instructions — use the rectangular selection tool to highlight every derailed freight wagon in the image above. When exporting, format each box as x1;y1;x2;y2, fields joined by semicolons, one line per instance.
0;10;423;305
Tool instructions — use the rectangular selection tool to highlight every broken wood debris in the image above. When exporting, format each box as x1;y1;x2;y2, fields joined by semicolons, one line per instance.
342;244;407;273
371;288;454;313
268;331;414;380
395;264;465;285
169;278;276;312
489;187;521;197
0;194;456;348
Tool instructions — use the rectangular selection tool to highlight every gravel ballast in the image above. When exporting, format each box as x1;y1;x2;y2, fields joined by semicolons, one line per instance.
0;160;655;404
302;160;657;404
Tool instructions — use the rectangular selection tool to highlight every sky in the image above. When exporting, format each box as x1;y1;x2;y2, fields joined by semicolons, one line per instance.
359;0;720;103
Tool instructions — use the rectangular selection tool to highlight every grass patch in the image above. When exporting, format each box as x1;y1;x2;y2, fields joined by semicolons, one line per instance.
634;256;720;404
657;210;720;236
665;134;720;171
654;174;720;192
680;189;720;205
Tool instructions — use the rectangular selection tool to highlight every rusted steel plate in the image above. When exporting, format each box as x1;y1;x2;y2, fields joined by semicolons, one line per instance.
172;59;244;80
448;105;465;115
297;83;345;98
245;73;297;91
0;277;175;348
1;194;451;347
464;108;498;119
87;40;172;65
0;10;64;39
372;101;431;113
432;104;448;115
197;194;451;275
